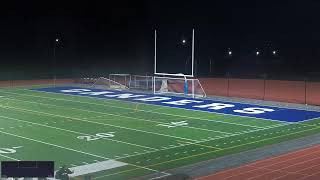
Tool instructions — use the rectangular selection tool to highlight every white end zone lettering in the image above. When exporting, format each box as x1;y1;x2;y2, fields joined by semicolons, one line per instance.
104;93;146;99
233;107;275;114
79;91;114;96
36;86;320;122
135;96;172;102
163;99;203;106
61;89;91;93
193;103;235;110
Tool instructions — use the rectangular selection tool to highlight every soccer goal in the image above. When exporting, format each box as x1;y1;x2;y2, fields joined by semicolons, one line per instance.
109;74;131;87
75;77;129;90
153;75;206;98
129;75;153;91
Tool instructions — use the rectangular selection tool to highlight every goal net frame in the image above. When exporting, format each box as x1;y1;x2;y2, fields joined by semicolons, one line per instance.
74;77;129;90
129;75;154;91
109;74;131;88
153;75;206;98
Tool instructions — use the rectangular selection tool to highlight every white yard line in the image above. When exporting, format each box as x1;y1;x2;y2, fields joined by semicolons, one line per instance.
0;154;20;161
0;105;293;163
0;130;164;175
0;104;200;142
0;114;158;151
2;90;277;128
0;130;110;160
5;96;234;136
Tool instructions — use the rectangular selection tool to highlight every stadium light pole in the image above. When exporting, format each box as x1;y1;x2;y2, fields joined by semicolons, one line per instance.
53;38;59;86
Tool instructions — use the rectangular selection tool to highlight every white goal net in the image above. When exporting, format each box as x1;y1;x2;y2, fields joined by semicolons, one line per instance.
109;74;131;87
153;76;206;98
129;75;153;91
74;77;129;90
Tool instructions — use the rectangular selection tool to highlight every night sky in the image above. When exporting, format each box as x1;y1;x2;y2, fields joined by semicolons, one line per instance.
1;0;320;80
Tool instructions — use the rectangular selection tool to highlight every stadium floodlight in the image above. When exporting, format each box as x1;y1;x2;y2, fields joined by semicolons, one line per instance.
256;51;260;56
272;50;277;55
228;51;232;56
55;38;59;42
182;39;186;44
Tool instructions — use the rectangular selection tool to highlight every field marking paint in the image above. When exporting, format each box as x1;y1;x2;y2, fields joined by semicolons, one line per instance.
0;154;20;161
0;130;166;175
157;121;189;128
0;103;295;164
0;130;110;160
113;123;291;160
9;89;283;128
4;98;292;161
0;96;304;163
0;90;263;131
177;140;223;150
94;125;320;179
29;87;320;123
3;96;235;136
0;114;158;151
0;104;200;142
144;125;320;169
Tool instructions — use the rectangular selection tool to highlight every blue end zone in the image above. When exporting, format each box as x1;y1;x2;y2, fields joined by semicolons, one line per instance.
32;86;320;123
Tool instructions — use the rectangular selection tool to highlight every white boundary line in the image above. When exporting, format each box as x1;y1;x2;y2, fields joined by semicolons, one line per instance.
3;96;235;136
0;102;293;162
3;89;275;129
0;114;158;151
0;130;166;176
0;104;200;142
25;88;304;124
0;130;110;160
0;154;20;161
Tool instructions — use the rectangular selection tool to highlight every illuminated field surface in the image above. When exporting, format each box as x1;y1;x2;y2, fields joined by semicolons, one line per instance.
0;86;319;179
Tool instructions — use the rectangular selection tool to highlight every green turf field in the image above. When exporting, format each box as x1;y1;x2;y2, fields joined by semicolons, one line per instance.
0;86;320;179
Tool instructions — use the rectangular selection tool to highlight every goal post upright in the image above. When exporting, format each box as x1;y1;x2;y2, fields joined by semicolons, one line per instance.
154;28;195;77
153;28;204;98
154;29;157;77
191;28;194;77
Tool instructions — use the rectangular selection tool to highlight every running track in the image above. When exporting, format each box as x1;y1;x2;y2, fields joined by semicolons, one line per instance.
195;144;320;180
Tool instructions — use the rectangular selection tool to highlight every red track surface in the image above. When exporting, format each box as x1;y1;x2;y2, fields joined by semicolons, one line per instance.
195;144;320;180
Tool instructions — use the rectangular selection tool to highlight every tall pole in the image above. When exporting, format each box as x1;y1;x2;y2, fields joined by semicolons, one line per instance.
191;28;195;77
53;38;59;87
154;30;157;75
